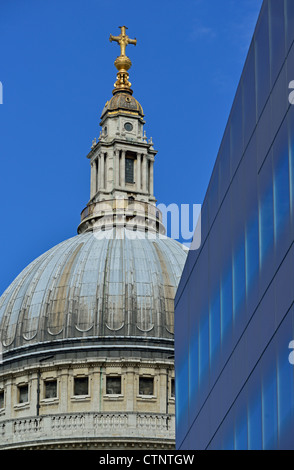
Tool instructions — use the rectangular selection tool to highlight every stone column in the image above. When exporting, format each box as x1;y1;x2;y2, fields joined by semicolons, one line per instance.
104;153;108;191
136;153;141;191
90;161;95;198
115;150;119;187
120;150;125;188
125;367;135;412
59;368;69;414
149;159;154;196
158;368;168;414
4;378;13;419
30;372;39;416
91;366;101;412
100;153;105;190
142;155;147;192
95;158;99;193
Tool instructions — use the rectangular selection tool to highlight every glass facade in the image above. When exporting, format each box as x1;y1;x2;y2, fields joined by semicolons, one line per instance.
175;0;294;450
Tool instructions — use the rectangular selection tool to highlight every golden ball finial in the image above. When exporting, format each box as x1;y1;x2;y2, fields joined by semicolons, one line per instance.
109;26;137;94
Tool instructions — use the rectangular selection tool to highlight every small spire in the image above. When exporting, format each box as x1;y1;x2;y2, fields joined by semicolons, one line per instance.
109;26;137;95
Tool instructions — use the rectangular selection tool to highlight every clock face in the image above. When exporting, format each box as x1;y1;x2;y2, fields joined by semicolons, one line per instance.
124;122;133;132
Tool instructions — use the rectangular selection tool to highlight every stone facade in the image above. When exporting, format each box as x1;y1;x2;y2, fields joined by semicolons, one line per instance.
0;358;175;449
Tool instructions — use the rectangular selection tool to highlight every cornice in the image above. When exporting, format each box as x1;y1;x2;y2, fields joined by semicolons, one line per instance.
0;357;174;380
87;138;157;159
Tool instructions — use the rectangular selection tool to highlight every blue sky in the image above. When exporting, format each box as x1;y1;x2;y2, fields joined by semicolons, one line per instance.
0;0;262;295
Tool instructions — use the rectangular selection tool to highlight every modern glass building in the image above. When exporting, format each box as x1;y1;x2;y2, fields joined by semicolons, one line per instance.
175;0;294;450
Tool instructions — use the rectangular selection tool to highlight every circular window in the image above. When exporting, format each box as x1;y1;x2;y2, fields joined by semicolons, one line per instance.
124;122;133;132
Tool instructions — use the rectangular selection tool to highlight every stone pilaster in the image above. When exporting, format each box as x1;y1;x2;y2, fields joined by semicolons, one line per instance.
136;153;141;191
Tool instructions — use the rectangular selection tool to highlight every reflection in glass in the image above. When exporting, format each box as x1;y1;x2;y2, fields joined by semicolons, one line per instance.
199;309;209;386
288;111;294;214
223;427;234;450
248;389;263;450
176;1;294;449
262;371;278;450
277;344;294;439
245;212;259;294
233;238;246;321
175;296;189;446
259;184;274;268
221;264;233;342
176;351;189;444
274;144;290;242
235;409;248;450
209;287;221;366
189;319;198;414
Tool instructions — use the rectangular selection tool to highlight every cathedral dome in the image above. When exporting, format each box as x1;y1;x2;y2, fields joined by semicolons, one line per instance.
0;28;186;450
101;92;144;120
0;229;187;359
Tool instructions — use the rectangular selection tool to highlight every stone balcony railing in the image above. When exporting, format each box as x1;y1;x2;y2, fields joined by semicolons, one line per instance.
0;412;175;449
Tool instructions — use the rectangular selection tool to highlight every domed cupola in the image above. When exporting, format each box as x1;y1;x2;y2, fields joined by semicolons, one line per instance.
78;26;164;236
0;229;187;357
100;26;144;131
101;93;144;121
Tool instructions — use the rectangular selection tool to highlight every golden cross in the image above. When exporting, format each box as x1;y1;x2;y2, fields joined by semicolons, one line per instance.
109;26;137;57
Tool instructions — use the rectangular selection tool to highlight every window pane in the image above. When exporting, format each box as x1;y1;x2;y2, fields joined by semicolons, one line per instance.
175;295;189;446
125;158;134;183
199;308;209;387
139;377;154;395
18;385;28;404
189;315;198;415
269;0;285;85
74;377;88;396
273;124;290;242
221;263;233;343
286;0;294;51
262;370;278;449
255;2;270;118
106;377;121;394
233;237;246;321
45;380;57;399
288;110;294;215
0;391;4;409
235;409;248;450
259;181;274;267
223;432;234;450
222;414;235;451
171;379;175;398
245;211;259;294
209;287;221;368
248;387;263;450
277;339;294;439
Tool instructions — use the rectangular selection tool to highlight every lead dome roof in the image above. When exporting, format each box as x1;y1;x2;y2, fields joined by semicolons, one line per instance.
0;229;187;354
101;92;144;119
